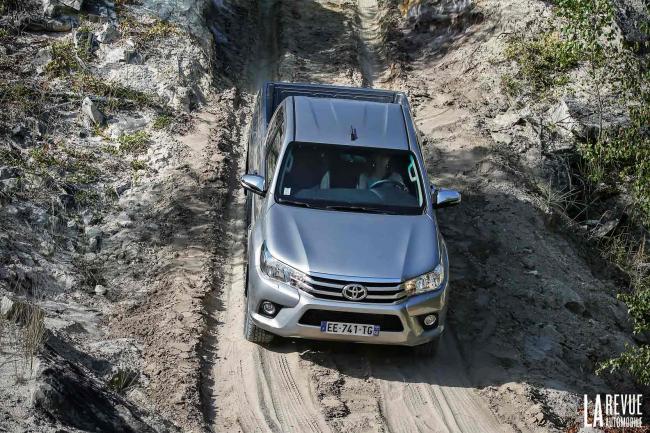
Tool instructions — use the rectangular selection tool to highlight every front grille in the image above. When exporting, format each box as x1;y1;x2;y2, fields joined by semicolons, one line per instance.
298;309;404;332
296;274;407;304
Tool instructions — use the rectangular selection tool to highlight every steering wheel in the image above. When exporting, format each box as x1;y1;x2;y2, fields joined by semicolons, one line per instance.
369;179;408;191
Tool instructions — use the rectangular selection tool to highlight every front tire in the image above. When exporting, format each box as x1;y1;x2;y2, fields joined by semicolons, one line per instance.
412;336;440;357
243;297;274;344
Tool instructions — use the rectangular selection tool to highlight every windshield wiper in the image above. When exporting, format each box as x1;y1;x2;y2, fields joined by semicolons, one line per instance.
277;198;313;208
325;204;395;214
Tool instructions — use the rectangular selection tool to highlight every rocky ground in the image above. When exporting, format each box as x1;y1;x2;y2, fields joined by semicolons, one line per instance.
0;0;241;431
0;0;648;432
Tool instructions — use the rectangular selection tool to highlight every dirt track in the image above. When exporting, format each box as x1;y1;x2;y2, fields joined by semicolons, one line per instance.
203;1;521;432
200;0;642;432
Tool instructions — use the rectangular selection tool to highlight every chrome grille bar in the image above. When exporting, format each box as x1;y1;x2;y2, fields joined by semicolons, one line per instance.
298;275;407;303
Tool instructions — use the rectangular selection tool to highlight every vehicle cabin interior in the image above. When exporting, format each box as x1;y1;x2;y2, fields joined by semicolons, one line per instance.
275;142;424;212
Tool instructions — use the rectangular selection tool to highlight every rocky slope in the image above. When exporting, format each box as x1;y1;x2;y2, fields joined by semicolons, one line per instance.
0;0;242;431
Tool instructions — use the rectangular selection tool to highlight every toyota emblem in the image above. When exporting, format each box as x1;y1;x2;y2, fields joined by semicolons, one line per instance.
342;284;368;301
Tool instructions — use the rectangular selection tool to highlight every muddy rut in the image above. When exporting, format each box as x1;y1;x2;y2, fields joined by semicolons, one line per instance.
202;1;520;432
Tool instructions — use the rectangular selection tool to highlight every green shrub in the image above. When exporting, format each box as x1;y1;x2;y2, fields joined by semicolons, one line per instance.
598;346;650;385
72;74;156;110
152;114;172;130
45;41;81;77
74;189;100;207
130;159;146;171
621;285;650;336
0;148;24;167
108;369;139;394
29;147;59;169
505;33;581;91
500;73;523;97
117;131;150;154
119;15;179;49
0;82;39;112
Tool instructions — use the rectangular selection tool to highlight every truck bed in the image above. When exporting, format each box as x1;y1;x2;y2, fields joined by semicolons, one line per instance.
262;82;407;125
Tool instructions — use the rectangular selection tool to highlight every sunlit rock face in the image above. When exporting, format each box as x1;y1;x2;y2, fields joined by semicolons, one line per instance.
141;0;212;44
398;0;473;19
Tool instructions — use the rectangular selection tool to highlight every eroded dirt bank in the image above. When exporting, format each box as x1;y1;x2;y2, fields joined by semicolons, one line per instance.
0;0;250;431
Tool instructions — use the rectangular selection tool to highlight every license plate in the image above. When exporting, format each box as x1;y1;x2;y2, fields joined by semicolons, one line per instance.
320;321;380;337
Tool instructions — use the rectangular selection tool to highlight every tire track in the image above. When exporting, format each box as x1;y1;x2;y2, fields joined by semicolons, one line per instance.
207;144;332;432
374;333;519;433
357;0;388;86
260;351;330;433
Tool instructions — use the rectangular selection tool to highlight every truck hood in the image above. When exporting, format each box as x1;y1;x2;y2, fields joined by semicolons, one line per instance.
263;202;439;281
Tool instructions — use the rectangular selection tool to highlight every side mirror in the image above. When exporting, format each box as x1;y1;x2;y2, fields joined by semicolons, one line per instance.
432;186;461;209
240;174;266;196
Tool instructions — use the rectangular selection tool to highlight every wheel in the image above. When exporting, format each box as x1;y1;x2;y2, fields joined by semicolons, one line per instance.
412;336;440;357
243;297;274;344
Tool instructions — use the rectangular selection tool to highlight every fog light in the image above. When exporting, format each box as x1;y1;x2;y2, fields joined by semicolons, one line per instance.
261;301;277;316
423;314;437;327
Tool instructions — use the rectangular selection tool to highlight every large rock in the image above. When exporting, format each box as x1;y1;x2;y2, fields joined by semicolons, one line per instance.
490;108;531;131
1;296;14;317
33;47;53;75
85;226;103;252
107;115;147;139
170;86;192;112
74;28;98;55
82;97;104;126
0;166;22;180
547;98;628;142
32;345;156;433
21;16;72;32
43;0;84;17
96;23;120;44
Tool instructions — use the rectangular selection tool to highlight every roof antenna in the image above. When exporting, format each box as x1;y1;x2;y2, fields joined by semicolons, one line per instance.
350;126;358;141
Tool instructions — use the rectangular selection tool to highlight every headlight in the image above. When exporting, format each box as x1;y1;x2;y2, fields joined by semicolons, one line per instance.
260;243;307;288
404;264;445;296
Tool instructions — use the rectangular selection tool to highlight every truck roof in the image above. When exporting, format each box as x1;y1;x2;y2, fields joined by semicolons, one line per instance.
291;96;409;150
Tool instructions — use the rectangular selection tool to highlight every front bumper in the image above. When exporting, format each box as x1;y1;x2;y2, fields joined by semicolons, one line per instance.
249;269;448;346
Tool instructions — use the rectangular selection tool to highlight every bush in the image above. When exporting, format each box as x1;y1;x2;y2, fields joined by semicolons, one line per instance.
72;74;156;111
598;346;650;386
119;15;179;49
117;131;150;154
505;33;581;91
130;159;146;171
108;368;139;394
45;41;82;77
152;114;172;130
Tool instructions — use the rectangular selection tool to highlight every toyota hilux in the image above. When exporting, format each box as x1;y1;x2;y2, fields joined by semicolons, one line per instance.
240;82;460;355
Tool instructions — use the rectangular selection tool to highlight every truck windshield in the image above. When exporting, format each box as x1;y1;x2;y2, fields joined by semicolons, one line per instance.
274;142;425;215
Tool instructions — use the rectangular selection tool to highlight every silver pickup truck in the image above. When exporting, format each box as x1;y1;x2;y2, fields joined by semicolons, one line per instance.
240;82;460;356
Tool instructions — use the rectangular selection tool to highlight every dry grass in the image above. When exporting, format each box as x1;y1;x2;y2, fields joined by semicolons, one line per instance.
3;300;46;381
108;368;139;394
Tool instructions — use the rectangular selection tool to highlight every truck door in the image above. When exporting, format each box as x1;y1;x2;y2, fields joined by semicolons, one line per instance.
252;105;284;221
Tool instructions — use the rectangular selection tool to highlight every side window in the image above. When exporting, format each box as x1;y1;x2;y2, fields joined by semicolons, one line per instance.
265;106;284;185
247;94;260;172
266;129;282;185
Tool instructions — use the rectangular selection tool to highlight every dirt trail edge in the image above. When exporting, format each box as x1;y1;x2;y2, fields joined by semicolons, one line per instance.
204;1;518;432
